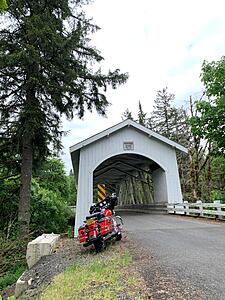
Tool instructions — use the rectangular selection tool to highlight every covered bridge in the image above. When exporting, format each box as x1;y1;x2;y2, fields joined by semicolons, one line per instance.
70;119;188;234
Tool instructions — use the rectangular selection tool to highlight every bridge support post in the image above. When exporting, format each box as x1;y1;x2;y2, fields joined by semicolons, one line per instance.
74;160;93;236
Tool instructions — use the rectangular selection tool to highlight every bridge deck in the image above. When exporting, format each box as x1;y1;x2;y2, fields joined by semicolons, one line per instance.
122;213;225;299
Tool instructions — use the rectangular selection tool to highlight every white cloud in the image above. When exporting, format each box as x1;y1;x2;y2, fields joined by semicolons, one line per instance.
62;0;225;172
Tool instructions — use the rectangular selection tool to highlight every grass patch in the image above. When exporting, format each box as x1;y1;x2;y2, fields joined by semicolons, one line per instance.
0;265;26;291
0;296;15;300
40;247;142;300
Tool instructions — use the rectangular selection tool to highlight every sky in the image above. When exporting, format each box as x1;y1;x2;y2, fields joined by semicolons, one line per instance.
62;0;225;172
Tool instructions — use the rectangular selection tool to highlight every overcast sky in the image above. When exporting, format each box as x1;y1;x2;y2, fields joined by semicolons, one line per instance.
62;0;225;172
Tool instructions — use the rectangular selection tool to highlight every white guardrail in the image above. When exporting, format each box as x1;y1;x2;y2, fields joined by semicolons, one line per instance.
167;200;225;219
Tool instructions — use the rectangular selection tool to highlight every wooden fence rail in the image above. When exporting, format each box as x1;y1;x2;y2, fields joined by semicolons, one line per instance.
167;201;225;219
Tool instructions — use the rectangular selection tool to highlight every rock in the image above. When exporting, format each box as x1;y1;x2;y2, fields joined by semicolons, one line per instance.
28;278;33;286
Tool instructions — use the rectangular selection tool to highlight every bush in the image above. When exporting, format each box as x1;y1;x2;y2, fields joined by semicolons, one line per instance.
0;265;26;291
0;238;26;291
30;179;73;236
211;190;225;203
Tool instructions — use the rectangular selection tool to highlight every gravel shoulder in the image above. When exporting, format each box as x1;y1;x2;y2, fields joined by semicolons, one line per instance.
17;235;149;299
17;232;206;300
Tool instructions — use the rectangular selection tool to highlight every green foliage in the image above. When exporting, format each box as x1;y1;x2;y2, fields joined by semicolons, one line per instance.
0;176;20;238
201;56;225;98
0;0;128;237
0;158;75;239
0;238;26;291
0;158;74;290
190;57;225;152
30;179;73;235
0;0;7;13
211;190;225;203
0;266;25;291
122;108;134;120
137;101;147;126
67;171;77;205
149;87;175;137
34;158;77;206
210;155;225;202
34;158;70;201
0;0;128;161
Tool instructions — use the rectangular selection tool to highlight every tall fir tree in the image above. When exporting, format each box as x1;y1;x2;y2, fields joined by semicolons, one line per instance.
122;108;133;120
137;101;147;126
0;0;128;238
149;87;174;138
149;88;193;200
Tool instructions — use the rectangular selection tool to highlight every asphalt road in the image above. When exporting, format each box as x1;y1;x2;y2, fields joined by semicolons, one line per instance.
122;213;225;299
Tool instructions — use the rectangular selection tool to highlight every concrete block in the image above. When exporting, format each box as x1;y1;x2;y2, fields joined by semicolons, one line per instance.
26;233;60;269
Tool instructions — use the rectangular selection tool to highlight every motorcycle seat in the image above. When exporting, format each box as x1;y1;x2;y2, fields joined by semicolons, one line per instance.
86;212;103;220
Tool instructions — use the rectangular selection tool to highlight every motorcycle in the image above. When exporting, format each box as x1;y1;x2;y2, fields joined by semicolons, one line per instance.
78;194;123;252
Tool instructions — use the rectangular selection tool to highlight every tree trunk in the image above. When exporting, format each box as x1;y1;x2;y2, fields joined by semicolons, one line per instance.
207;154;212;202
18;135;33;240
189;151;197;201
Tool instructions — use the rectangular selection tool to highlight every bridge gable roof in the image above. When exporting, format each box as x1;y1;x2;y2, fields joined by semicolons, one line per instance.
70;119;188;154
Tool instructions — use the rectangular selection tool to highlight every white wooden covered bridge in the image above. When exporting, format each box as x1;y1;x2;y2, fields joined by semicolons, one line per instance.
70;119;188;234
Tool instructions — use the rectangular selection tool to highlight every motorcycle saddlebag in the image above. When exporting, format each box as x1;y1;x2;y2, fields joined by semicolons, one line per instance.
87;220;98;239
99;218;112;236
78;225;88;243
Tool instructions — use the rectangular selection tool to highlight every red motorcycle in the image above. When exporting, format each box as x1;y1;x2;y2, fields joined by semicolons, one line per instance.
78;194;123;252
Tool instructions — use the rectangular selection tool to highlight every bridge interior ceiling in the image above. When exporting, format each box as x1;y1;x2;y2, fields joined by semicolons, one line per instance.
93;154;160;188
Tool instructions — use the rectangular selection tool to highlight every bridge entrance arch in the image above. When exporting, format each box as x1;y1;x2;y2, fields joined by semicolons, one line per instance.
93;153;167;205
70;119;188;234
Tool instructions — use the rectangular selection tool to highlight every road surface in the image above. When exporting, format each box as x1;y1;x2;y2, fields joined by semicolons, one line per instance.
122;213;225;299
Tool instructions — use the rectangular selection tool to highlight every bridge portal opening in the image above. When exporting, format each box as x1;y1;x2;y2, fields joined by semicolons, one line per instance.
93;153;167;206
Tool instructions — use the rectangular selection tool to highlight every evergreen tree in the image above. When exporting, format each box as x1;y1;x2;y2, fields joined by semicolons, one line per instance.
122;108;133;120
0;0;128;238
149;87;174;138
137;101;147;126
148;88;193;199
